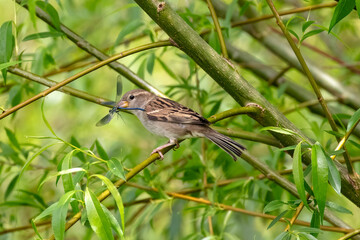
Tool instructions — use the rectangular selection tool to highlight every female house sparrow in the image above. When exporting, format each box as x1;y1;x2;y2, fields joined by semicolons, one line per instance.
118;89;245;160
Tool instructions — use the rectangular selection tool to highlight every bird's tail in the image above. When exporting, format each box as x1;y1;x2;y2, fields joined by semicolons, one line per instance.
205;128;246;161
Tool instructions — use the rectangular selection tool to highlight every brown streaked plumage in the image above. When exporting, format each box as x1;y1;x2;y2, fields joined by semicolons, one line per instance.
118;89;245;160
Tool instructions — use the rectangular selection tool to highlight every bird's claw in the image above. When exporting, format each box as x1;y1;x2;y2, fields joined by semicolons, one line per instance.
151;149;164;160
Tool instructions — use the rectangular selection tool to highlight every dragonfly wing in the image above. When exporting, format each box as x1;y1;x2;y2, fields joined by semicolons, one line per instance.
96;113;114;126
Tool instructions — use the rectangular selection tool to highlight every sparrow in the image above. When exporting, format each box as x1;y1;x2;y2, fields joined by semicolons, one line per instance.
118;89;246;160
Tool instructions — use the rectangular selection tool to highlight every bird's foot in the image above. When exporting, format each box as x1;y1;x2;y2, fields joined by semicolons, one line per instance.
151;148;165;160
150;139;179;160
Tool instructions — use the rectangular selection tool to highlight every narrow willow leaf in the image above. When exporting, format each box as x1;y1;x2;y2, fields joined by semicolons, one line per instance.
61;151;80;214
274;231;291;240
114;21;143;46
323;149;341;195
260;126;296;136
101;205;125;240
300;29;324;43
92;174;125;232
95;140;109;160
349;139;360;149
107;157;126;181
310;210;320;237
311;143;328;223
41;100;57;136
347;108;360;132
0;60;22;70
329;0;356;32
36;2;61;30
28;0;37;28
326;201;352;214
263;200;285;213
5;174;19;200
293;142;309;208
34;202;58;222
357;0;360;17
267;210;288;229
302;21;315;32
0;21;14;84
18;143;59;183
31;219;43;239
298;232;318;240
146;52;155;74
52;190;76;240
5;128;20;150
23;31;64;41
85;187;114;240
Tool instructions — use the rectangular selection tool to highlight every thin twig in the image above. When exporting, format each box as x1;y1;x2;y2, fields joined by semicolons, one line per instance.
265;0;354;174
206;0;228;58
0;41;171;120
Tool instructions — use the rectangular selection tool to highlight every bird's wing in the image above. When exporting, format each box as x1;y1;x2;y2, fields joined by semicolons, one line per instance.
145;97;210;125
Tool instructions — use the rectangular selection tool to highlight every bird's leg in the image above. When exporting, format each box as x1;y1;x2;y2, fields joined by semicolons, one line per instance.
151;139;178;160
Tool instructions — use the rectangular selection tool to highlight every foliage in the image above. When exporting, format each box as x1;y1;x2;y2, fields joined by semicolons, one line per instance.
0;0;360;240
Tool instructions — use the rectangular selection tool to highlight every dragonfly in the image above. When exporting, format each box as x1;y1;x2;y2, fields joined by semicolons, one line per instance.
96;76;144;127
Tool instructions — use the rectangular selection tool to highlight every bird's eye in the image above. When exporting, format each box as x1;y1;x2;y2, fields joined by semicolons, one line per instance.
129;95;135;100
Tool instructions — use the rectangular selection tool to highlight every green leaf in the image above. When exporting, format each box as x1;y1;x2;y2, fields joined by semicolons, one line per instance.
23;31;64;41
18;142;59;184
300;29;324;43
260;126;297;136
52;190;76;240
298;232;318;240
156;58;178;80
146;52;155;74
101;205;124;239
5;128;20;151
329;0;356;32
31;219;43;239
274;231;291;240
326;201;352;214
5;174;19;200
0;21;15;84
310;210;320;237
95;140;109;160
267;210;288;229
28;0;37;28
357;0;360;18
0;61;22;71
324;130;343;138
302;21;315;32
34;202;58;222
91;174;125;232
107;157;126;181
36;1;61;31
41;100;57;136
288;29;299;41
349;139;360;149
293;142;309;208
263;200;286;213
311;143;328;223
85;187;114;240
347;108;360;132
323;150;341;195
114;21;143;47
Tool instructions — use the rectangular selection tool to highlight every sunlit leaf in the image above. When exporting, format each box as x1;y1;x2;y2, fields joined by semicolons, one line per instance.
329;0;356;32
52;190;76;240
107;157;126;181
36;1;61;31
92;174;125;233
263;200;286;213
347;108;360;132
95;140;109;160
267;210;288;229
302;21;315;32
23;31;64;41
85;187;114;240
311;143;328;223
293;141;309;208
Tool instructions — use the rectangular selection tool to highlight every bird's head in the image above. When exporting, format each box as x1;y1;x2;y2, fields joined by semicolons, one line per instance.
117;89;155;110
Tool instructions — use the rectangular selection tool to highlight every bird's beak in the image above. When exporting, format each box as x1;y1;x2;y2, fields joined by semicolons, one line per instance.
118;100;128;108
